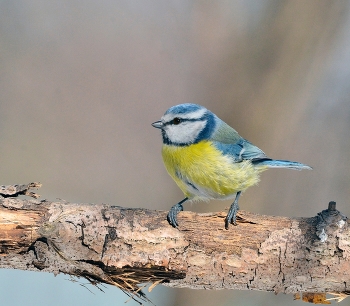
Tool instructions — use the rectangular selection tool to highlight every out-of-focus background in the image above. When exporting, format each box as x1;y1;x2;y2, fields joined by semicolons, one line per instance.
1;1;350;305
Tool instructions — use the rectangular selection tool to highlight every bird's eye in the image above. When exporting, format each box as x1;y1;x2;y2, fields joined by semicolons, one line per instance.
173;117;181;125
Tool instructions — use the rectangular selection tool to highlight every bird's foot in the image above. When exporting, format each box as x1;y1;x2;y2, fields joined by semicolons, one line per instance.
225;208;238;229
225;192;241;230
167;198;187;228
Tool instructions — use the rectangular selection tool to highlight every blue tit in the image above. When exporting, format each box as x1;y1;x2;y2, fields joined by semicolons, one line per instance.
152;103;312;229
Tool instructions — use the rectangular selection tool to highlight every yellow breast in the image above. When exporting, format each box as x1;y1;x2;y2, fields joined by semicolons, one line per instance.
162;141;267;199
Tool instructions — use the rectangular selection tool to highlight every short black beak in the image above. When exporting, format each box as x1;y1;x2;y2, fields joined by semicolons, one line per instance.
152;121;163;129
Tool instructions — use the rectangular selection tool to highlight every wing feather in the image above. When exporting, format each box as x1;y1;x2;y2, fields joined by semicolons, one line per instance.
211;119;267;162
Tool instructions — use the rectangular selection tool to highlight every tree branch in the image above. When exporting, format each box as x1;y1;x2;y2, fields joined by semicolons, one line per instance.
0;184;349;303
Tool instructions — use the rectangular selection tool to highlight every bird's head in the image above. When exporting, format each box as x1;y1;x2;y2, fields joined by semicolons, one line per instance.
152;103;217;146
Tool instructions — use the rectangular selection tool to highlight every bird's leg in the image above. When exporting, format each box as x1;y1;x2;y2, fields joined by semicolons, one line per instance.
225;191;241;229
167;197;188;228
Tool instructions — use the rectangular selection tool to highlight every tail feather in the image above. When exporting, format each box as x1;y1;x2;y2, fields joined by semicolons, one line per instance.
252;159;312;170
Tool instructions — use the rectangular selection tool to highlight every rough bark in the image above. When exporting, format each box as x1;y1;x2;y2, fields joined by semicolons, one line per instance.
0;184;349;303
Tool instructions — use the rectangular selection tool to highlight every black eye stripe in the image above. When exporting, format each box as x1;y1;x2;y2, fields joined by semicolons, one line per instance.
164;116;206;126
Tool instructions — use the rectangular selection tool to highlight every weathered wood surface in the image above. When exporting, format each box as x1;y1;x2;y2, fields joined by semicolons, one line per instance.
0;184;349;301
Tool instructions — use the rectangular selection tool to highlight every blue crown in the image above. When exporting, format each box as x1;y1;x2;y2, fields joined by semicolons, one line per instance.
164;103;205;115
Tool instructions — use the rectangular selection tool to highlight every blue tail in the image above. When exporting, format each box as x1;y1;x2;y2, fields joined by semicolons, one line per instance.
252;159;312;170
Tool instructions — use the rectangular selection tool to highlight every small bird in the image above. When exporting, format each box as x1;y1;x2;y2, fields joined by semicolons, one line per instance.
152;103;311;229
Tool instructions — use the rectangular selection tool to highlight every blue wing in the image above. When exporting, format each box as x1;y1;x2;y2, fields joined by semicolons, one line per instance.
210;118;267;162
213;138;267;162
210;118;311;169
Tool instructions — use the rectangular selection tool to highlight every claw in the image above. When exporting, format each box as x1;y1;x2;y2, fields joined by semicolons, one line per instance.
167;208;179;227
167;198;187;228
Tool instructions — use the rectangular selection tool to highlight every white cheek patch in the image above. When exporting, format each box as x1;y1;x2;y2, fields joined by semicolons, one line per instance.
165;120;206;144
162;108;207;123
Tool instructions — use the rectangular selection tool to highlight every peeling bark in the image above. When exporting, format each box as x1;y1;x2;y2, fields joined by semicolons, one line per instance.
0;184;349;302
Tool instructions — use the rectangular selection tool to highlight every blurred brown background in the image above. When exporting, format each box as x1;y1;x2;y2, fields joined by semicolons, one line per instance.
1;1;350;305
